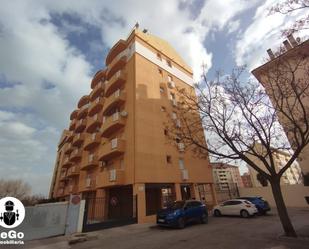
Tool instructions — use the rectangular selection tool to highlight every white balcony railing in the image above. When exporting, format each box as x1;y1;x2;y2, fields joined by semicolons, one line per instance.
112;112;120;121
111;138;118;149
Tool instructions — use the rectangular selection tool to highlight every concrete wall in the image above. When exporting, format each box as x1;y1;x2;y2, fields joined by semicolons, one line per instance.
239;184;309;208
15;201;68;241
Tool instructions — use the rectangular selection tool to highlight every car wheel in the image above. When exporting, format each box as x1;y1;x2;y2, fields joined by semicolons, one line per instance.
240;210;250;218
214;209;221;217
177;217;185;229
201;213;208;224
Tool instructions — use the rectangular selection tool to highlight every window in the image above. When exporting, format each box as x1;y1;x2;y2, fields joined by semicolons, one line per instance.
158;68;163;75
164;129;168;136
166;155;172;164
161;106;166;112
168;75;173;82
170;92;175;100
167;60;172;67
179;159;185;169
160;86;165;94
172;112;177;119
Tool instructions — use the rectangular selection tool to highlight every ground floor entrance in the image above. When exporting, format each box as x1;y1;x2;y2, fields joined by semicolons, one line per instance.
82;182;217;230
82;185;137;232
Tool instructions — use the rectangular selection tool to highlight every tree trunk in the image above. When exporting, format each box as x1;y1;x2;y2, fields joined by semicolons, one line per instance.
270;179;297;237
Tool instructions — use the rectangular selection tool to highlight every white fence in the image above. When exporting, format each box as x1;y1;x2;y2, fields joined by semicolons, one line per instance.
0;195;85;241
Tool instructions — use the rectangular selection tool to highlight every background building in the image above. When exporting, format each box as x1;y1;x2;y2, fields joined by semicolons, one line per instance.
211;162;244;189
252;36;309;176
49;27;216;226
241;172;253;188
246;143;303;187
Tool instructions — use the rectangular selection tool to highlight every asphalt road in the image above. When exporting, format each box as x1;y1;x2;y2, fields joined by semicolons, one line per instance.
71;208;309;249
9;208;309;249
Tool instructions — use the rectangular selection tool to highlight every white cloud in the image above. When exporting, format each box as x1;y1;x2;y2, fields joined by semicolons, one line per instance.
235;0;309;69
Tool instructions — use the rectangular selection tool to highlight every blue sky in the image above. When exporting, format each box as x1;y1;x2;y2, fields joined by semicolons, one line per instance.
0;0;308;195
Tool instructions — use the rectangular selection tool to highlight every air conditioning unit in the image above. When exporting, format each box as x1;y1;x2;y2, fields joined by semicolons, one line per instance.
109;169;116;181
178;143;185;152
181;169;189;180
120;111;128;117
168;81;175;89
171;99;177;107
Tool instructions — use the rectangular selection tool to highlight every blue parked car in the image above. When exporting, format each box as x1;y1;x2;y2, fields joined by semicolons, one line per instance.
237;196;270;215
157;200;208;228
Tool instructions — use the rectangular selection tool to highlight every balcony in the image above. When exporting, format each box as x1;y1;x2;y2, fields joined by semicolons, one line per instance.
59;171;67;181
68;184;79;193
70;148;82;162
75;118;87;133
84;176;96;190
84;133;101;151
105;40;126;66
102;90;126;116
105;70;126;97
70;109;79;120
69;118;77;131
62;156;72;168
91;70;106;89
66;131;74;143
81;153;99;170
101;112;126;138
86;112;103;133
66;166;80;177
90;81;105;101
64;143;74;155
72;133;85;147
88;97;104;116
97;169;125;188
106;55;127;80
98;138;125;161
77;103;90;120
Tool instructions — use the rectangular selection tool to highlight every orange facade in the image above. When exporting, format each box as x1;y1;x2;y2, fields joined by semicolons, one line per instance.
49;28;216;223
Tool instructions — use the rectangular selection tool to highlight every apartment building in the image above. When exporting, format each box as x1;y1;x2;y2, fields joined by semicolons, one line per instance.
241;172;253;188
211;162;244;190
49;27;216;225
252;35;309;175
246;143;303;187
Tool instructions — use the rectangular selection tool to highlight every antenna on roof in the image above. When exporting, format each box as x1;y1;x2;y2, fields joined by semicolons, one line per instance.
134;22;139;29
143;29;148;33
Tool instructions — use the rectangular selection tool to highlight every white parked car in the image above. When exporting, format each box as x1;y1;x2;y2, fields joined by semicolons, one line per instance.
213;199;258;218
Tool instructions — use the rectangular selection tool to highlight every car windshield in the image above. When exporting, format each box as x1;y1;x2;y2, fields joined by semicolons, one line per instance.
168;201;185;210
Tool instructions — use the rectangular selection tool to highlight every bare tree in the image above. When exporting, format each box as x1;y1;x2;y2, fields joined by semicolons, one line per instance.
166;47;309;237
0;179;31;200
269;0;309;36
